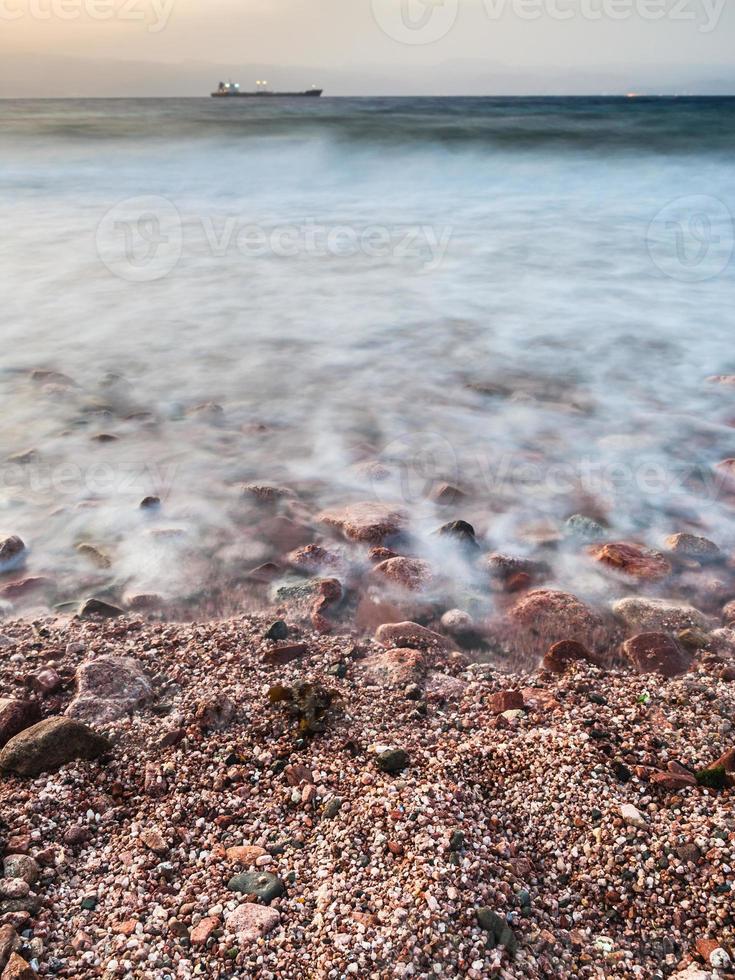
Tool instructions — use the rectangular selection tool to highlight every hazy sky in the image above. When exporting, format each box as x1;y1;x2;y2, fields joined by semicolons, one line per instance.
1;0;734;95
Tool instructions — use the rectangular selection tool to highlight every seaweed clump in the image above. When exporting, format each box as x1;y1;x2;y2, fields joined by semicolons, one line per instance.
696;766;727;790
268;680;336;736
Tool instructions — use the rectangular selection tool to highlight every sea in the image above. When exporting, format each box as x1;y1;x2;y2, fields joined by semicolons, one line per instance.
1;96;735;616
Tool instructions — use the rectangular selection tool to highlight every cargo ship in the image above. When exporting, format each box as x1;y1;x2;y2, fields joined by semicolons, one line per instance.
211;81;323;98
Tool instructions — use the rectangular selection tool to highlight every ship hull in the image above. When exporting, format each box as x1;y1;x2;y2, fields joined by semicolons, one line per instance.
211;90;323;98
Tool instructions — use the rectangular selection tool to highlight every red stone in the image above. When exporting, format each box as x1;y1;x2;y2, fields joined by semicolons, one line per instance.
262;643;309;666
622;633;691;678
373;557;433;592
317;501;406;543
489;690;524;713
542;640;597;674
0;700;41;749
590;542;671;581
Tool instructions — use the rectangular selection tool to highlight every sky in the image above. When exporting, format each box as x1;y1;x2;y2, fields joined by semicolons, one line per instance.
1;0;734;96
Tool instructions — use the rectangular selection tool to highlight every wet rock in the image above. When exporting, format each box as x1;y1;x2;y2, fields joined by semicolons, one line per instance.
665;532;719;558
542;640;598;674
75;543;112;569
78;597;124;619
317;501;406;543
0;717;110;776
363;648;426;689
613;597;710;633
376;748;409;774
226;903;280;943
622;633;692;679
227;871;285;904
67;656;152;725
722;599;735;624
0;538;25;574
435;520;479;550
590;542;671;581
375;621;452;653
429;482;466;505
372;557;433;592
139;495;161;510
486;553;548;591
0;577;52;600
0;701;41;750
477;908;517;955
507;589;611;660
565;514;606;541
286;544;343;574
310;577;342;634
125;593;163;612
240;483;294;502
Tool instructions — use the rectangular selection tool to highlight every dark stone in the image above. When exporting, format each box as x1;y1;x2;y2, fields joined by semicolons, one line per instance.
376;748;409;774
0;717;110;776
322;798;342;819
436;520;479;549
264;620;289;641
477;907;517;955
449;830;464;852
227;871;285;904
79;598;124;619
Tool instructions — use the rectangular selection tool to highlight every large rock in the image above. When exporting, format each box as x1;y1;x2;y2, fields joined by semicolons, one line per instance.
372;557;433;592
0;717;109;776
613;597;709;634
0;537;26;573
622;633;692;679
317;501;406;543
67;656;152;725
590;542;671;581
226;903;280;943
0;700;41;749
665;532;719;558
375;621;452;653
362;648;426;688
506;589;611;660
78;597;123;619
2;952;35;980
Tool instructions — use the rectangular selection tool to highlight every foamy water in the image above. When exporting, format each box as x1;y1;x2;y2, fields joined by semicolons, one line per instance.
2;96;735;617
